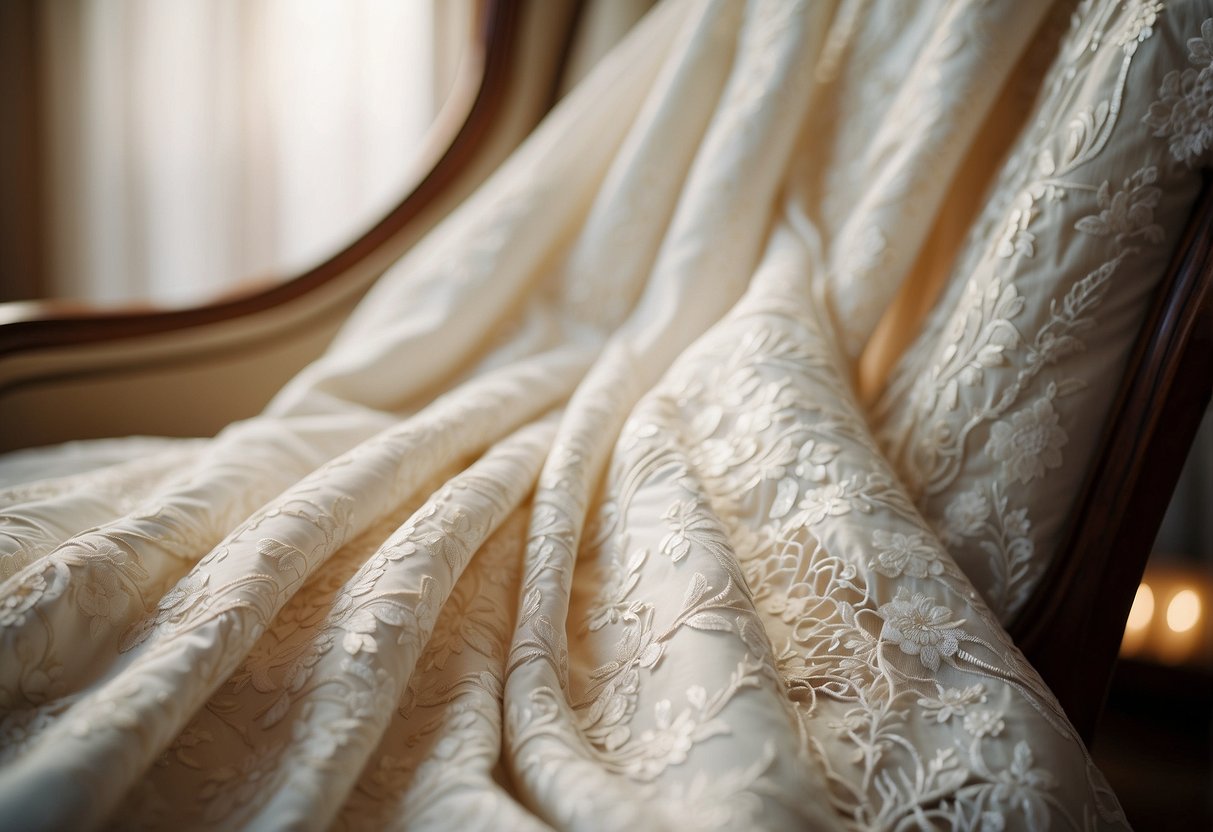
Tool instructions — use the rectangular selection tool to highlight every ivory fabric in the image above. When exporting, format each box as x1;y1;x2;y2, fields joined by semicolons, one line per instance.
873;0;1213;623
3;0;1209;829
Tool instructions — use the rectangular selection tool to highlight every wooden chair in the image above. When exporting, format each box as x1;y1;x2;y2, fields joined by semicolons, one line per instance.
1;0;1209;747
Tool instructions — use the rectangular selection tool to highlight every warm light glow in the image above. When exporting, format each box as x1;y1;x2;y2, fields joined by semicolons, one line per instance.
1126;583;1155;632
1165;588;1202;633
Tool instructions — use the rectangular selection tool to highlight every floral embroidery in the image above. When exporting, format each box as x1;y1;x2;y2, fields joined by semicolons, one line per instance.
985;396;1069;485
659;500;706;564
1118;0;1165;54
964;708;1007;738
878;589;965;671
870;0;1203;633
795;439;838;482
871;529;944;578
942;489;992;544
0;2;1171;829
918;683;987;723
1144;17;1213;164
989;742;1060;830
584;544;647;632
1074;167;1165;248
75;570;132;639
794;481;855;526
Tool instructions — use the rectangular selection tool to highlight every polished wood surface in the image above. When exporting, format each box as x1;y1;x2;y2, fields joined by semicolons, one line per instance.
1012;173;1213;745
0;0;47;302
0;0;521;357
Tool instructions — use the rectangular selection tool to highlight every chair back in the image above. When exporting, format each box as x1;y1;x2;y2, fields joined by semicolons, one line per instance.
1012;173;1213;743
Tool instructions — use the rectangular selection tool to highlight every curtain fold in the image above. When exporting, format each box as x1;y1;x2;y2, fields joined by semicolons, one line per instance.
40;0;443;306
7;0;1208;828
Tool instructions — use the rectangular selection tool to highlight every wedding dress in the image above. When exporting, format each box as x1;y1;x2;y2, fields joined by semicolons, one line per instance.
3;0;1211;829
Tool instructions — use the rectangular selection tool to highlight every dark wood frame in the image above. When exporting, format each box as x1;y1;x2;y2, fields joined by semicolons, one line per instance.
0;0;47;302
1013;173;1213;745
0;0;523;357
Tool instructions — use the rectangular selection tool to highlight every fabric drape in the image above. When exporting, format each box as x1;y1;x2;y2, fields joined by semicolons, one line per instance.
6;0;1208;828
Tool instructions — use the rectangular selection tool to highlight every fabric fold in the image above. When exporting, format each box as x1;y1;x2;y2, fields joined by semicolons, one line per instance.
7;0;1208;828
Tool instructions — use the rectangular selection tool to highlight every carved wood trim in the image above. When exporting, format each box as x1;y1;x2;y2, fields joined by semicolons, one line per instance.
1012;173;1213;745
0;0;521;357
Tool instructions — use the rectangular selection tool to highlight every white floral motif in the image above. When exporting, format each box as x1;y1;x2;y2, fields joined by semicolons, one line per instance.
985;397;1068;485
917;684;987;723
795;439;839;482
660;500;699;563
878;589;965;672
422;578;504;671
76;570;132;639
1074;168;1165;248
995;189;1041;259
0;1;1153;828
795;481;854;526
1002;507;1030;539
1144;17;1213;165
120;572;212;652
0;571;46;627
964;708;1006;738
632;698;698;779
989;741;1060;829
942;489;991;544
1117;1;1164;55
585;546;647;632
870;529;944;578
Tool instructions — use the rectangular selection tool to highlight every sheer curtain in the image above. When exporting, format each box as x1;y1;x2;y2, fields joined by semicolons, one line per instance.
40;0;453;306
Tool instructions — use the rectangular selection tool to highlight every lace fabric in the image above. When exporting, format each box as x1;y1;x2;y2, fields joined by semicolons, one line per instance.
874;0;1212;623
2;1;1209;829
